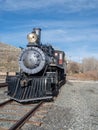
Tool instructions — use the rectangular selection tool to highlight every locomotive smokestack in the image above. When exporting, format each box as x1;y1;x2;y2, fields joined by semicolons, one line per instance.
33;28;41;44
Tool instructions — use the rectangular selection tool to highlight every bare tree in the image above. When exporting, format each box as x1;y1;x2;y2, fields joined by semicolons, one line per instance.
82;57;98;73
67;61;79;74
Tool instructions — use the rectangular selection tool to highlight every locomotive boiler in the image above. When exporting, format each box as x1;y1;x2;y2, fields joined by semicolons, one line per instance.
6;28;66;102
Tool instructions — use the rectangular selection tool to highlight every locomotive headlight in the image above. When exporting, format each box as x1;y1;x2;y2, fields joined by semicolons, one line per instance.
27;33;38;43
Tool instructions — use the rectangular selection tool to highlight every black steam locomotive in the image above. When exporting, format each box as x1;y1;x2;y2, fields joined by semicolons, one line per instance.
6;28;66;102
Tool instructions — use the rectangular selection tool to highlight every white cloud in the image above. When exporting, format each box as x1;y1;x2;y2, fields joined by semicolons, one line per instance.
0;0;98;12
66;45;98;62
0;10;98;62
1;19;98;46
0;31;27;47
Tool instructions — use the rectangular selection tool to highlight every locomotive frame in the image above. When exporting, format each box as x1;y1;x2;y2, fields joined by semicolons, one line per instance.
6;28;66;102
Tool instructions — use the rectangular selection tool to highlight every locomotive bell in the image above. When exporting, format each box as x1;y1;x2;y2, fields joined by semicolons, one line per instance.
27;28;41;44
27;33;38;43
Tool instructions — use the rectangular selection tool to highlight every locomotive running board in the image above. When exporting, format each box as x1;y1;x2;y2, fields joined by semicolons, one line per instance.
10;96;53;103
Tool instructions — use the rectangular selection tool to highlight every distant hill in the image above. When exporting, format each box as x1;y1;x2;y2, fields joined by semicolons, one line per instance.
0;42;21;72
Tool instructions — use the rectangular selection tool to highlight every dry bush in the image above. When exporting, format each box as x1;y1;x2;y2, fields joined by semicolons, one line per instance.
0;42;21;72
67;57;98;80
67;61;79;74
84;71;98;80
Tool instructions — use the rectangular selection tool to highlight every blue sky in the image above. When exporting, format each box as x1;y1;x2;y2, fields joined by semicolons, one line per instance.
0;0;98;62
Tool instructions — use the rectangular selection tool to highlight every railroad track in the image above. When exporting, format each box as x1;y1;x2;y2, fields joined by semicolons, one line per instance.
0;99;13;107
0;99;53;130
0;83;8;88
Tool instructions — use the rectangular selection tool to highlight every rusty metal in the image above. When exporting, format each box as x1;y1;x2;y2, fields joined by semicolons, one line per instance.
8;101;43;130
0;118;42;126
0;99;13;107
0;83;8;88
0;127;7;130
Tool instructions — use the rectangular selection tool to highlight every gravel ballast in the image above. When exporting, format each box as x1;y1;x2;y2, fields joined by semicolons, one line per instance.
0;81;98;130
37;81;98;130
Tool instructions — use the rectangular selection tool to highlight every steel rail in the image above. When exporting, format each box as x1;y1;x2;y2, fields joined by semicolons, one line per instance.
0;83;8;88
8;101;44;130
0;99;13;107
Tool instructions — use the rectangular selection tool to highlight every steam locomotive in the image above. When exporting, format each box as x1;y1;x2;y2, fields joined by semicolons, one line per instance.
6;28;66;102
